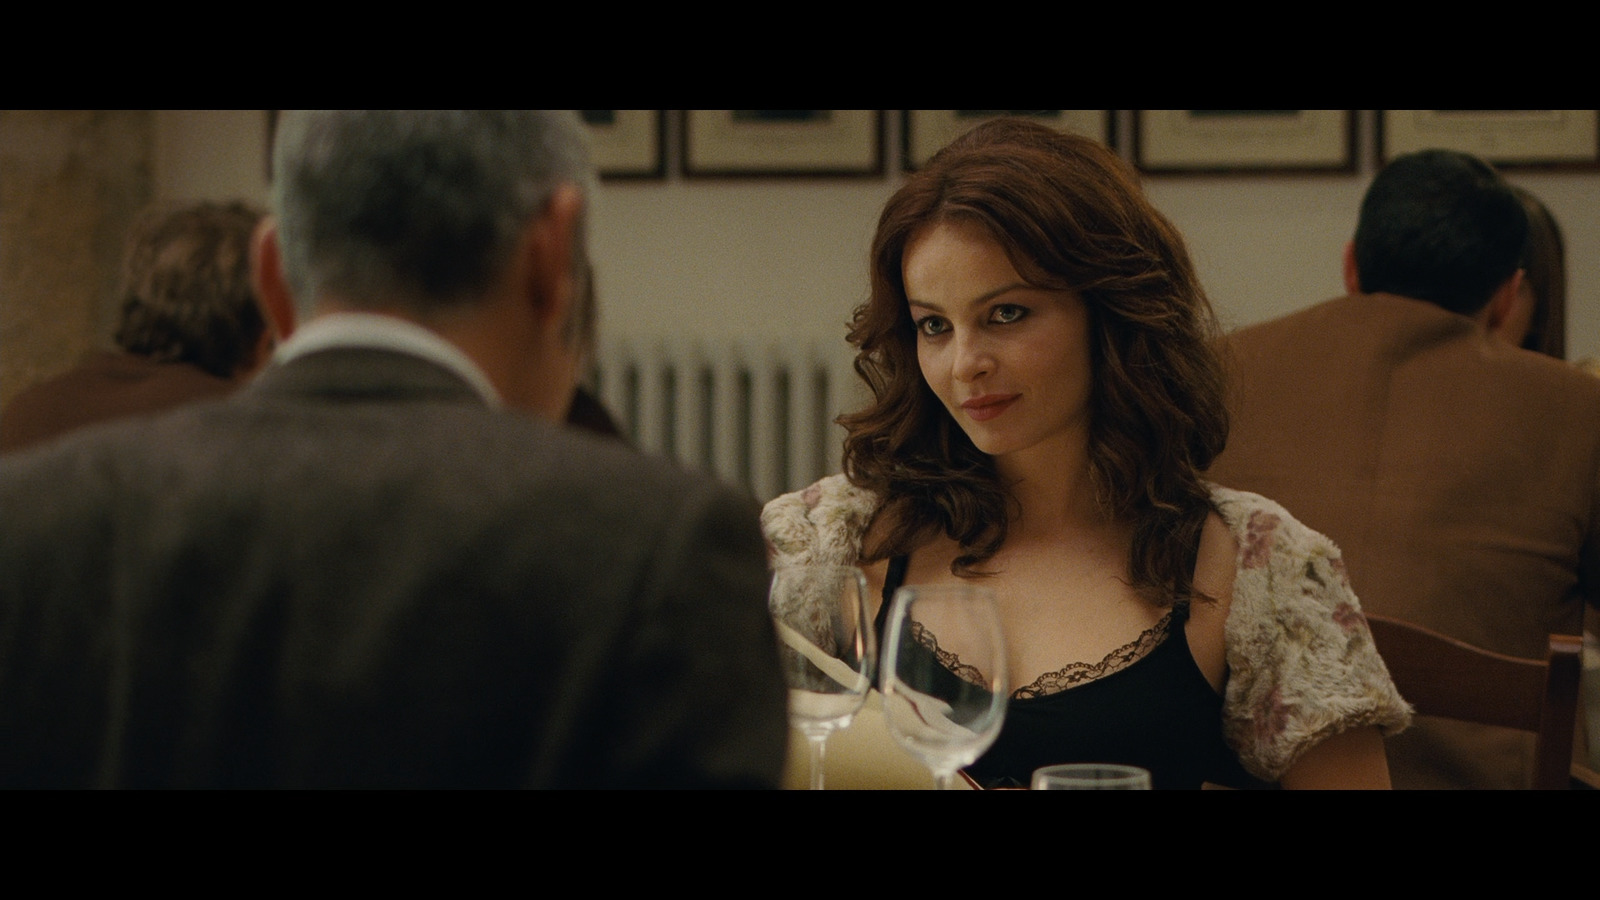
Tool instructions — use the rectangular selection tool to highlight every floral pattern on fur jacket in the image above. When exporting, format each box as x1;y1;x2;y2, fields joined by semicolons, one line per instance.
761;474;1413;783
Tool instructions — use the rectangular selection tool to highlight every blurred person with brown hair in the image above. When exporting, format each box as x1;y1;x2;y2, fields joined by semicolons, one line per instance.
1496;185;1566;359
0;200;270;454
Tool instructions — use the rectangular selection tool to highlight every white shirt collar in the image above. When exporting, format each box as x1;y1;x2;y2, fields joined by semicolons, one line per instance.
271;312;503;408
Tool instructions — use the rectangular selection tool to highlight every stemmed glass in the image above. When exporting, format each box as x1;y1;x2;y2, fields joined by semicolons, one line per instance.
880;583;1008;790
768;564;877;790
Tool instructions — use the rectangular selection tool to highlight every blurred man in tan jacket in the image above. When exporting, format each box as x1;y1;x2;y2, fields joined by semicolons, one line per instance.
1211;149;1600;788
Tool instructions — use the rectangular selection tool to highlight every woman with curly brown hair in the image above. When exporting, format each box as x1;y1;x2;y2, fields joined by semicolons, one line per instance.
763;117;1411;789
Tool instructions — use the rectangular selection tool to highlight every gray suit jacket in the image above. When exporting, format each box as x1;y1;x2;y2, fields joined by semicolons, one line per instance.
0;347;788;788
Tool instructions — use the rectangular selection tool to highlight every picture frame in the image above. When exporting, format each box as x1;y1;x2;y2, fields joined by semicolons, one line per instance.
1379;110;1600;169
902;110;1112;171
1133;110;1356;174
682;110;883;177
582;110;666;179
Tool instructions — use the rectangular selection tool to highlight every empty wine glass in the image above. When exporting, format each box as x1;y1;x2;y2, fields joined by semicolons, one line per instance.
769;564;876;790
880;583;1008;790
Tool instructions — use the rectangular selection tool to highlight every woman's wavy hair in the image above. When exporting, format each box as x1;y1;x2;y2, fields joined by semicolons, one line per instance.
842;117;1229;606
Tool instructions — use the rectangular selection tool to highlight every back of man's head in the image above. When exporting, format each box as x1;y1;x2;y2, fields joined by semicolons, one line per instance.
269;110;595;324
113;200;266;378
1352;149;1528;315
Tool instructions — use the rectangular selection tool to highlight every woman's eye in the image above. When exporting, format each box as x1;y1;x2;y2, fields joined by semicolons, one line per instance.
916;317;949;337
991;304;1028;325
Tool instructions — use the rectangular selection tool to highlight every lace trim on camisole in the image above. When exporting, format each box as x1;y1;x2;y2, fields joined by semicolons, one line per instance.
908;619;991;689
1012;609;1176;699
915;608;1178;700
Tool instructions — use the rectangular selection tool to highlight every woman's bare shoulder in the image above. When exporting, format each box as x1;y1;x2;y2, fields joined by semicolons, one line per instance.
1193;510;1238;610
1185;511;1236;694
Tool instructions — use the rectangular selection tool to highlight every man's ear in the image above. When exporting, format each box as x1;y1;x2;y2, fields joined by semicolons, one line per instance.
1342;241;1362;295
522;184;584;332
1483;269;1533;343
252;218;298;343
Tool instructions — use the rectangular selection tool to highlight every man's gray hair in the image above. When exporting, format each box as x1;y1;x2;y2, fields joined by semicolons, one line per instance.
270;110;595;319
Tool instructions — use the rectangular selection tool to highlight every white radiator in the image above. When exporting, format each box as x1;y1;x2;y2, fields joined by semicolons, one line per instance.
591;338;862;502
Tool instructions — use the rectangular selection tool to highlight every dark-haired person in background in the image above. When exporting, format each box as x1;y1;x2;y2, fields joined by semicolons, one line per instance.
1211;149;1600;789
0;200;269;454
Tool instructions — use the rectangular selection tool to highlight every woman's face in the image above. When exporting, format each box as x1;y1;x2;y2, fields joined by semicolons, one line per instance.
902;219;1093;467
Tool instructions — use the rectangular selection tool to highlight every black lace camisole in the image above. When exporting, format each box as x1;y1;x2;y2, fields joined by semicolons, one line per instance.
876;556;1268;790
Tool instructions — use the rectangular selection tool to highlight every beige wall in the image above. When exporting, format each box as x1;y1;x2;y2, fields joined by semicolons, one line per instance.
153;109;270;204
4;110;1597;413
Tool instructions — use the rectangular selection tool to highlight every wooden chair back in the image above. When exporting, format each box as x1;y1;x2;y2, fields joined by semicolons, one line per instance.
1364;613;1584;790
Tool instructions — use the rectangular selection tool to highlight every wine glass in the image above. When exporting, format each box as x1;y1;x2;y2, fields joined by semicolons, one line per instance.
768;564;876;790
880;583;1008;790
